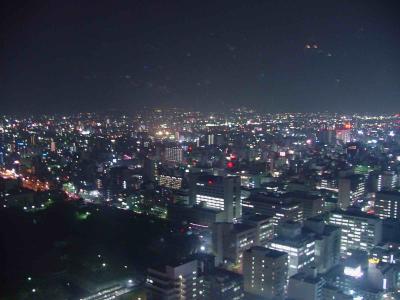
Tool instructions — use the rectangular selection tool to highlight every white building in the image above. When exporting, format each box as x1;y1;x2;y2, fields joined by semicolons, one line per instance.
328;209;382;257
243;246;288;300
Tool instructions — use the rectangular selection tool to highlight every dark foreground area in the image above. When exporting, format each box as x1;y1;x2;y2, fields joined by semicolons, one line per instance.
0;202;198;299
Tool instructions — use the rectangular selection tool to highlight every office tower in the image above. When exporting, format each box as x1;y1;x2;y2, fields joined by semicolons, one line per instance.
375;191;400;219
202;268;244;299
317;176;338;192
212;222;257;267
190;174;241;222
207;134;214;145
242;214;274;246
288;192;324;219
146;260;202;300
207;133;225;146
243;246;288;300
164;146;184;164
374;171;399;192
336;127;351;144
304;218;341;273
158;174;183;190
246;192;303;227
328;209;382;257
268;222;315;277
338;175;366;210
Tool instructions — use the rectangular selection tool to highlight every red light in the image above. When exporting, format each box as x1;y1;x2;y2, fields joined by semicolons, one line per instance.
226;161;234;168
208;179;214;185
188;145;193;152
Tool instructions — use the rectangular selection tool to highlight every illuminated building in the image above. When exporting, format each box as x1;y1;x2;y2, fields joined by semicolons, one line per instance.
242;214;274;246
158;174;182;190
328;209;382;257
247;192;303;228
242;246;288;299
207;133;225;146
304;217;341;273
317;176;338;193
375;191;400;219
190;174;241;222
207;134;214;145
373;171;398;192
338;175;366;210
288;192;324;219
370;243;398;264
164;146;184;164
239;173;261;189
212;222;257;267
336;124;351;144
146;260;202;300
268;222;315;277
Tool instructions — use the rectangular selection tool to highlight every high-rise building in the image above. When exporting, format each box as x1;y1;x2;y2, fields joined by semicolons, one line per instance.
268;222;315;277
242;214;274;246
246;192;303;228
146;260;202;300
328;209;382;257
164;146;184;164
304;217;341;273
374;171;398;192
374;191;400;219
190;174;241;222
207;134;214;145
338;175;366;210
336;128;351;144
243;246;288;300
288;192;324;219
158;174;183;190
212;222;257;267
207;133;225;146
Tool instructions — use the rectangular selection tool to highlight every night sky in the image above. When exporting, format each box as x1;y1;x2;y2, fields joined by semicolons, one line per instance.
1;0;399;114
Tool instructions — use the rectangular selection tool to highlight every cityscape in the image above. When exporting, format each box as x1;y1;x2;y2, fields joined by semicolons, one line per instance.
1;110;400;299
1;0;400;299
